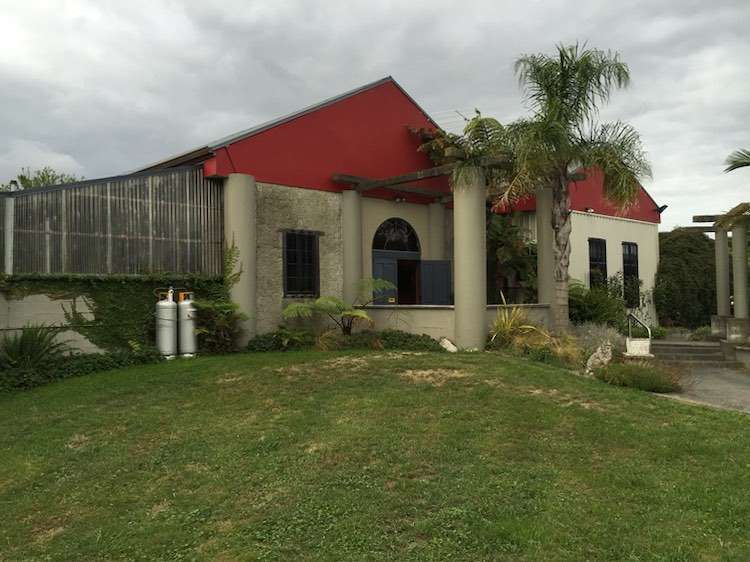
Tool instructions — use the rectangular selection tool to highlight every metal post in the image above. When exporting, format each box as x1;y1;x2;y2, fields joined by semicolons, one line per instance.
3;197;14;275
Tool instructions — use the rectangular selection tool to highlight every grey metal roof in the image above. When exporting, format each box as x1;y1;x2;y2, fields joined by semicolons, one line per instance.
134;76;438;173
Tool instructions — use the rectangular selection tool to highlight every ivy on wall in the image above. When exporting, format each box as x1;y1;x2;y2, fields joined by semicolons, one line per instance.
0;274;227;351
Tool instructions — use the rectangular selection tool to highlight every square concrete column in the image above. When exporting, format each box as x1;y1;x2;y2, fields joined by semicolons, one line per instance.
712;227;731;338
453;167;487;350
223;173;257;344
715;227;731;317
535;187;554;305
342;189;363;303
732;223;748;319
427;201;446;260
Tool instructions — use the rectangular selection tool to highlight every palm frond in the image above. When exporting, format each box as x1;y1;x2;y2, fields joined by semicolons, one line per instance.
576;121;651;209
340;309;374;326
515;43;630;125
354;278;396;305
725;149;750;173
280;302;316;320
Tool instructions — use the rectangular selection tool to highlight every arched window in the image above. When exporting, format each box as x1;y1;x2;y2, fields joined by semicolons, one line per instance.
372;218;420;252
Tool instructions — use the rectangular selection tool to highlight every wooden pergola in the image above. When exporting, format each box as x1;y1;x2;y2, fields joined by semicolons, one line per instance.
329;157;559;347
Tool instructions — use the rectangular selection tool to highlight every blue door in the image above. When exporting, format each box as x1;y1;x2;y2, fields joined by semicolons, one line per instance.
421;260;452;305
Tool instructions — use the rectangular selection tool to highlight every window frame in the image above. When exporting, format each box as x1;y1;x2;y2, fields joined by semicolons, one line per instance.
282;229;321;299
622;241;640;308
588;237;608;288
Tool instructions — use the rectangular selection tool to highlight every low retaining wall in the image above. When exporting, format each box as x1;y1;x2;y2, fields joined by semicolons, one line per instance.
0;292;101;353
366;303;551;342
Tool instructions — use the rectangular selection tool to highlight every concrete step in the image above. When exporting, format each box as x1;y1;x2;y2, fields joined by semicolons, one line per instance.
651;343;722;356
655;352;726;361
660;360;744;369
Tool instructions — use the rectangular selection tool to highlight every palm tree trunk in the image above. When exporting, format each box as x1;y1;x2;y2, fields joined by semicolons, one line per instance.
550;176;572;330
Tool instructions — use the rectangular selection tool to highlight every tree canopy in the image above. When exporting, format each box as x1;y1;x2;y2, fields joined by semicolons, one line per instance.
1;166;83;191
653;229;716;328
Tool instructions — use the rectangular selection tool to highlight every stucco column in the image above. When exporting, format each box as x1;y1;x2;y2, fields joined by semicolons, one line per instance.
427;201;446;260
453;167;487;349
535;187;554;305
715;227;731;317
223;173;257;344
342;189;363;303
732;223;748;320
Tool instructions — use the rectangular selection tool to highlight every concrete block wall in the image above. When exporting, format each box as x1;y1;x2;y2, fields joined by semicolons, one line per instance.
255;183;343;334
0;292;102;353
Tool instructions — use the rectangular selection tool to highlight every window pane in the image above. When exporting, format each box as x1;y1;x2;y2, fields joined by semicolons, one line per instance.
588;238;607;288
284;231;319;297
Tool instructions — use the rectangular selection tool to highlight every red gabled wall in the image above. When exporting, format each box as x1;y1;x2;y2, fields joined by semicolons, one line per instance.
204;79;449;200
497;167;660;223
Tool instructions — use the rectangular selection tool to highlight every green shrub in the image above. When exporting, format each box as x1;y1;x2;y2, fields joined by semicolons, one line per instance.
572;322;626;358
0;325;69;374
627;324;666;339
488;295;537;347
568;278;626;328
246;328;316;352
193;300;246;354
689;326;714;341
320;329;442;352
376;330;442;351
595;361;680;393
0;348;162;392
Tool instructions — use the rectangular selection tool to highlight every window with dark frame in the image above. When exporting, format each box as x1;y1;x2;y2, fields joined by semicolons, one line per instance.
283;230;320;298
622;242;640;308
588;238;607;288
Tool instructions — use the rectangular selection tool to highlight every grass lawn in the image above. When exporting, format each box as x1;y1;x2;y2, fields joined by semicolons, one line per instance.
1;351;750;561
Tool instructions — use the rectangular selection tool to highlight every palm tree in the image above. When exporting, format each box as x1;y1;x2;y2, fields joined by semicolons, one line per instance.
499;43;651;327
725;149;750;172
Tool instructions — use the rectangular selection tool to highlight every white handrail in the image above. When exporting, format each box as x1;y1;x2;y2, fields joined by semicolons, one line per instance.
627;312;651;340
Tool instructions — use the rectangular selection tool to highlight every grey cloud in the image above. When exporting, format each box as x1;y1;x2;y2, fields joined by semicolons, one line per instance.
1;0;749;229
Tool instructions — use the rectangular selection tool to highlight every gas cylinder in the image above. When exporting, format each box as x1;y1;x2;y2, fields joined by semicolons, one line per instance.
177;291;196;356
156;287;177;357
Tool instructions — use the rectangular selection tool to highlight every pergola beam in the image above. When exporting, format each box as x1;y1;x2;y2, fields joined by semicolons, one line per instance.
693;214;723;223
333;156;509;193
679;226;716;233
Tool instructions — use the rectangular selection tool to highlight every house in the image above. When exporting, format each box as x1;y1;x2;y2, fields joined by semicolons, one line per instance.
0;76;663;350
497;168;662;320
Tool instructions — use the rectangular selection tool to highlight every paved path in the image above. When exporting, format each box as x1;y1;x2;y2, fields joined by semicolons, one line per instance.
666;366;750;414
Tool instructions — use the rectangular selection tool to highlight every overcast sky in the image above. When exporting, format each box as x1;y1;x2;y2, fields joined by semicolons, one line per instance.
2;0;749;230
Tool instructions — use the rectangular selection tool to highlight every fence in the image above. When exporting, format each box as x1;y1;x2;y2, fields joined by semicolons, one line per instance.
0;166;224;276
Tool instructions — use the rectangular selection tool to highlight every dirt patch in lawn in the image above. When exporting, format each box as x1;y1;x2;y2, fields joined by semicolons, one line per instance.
66;433;90;450
525;387;607;411
400;369;469;386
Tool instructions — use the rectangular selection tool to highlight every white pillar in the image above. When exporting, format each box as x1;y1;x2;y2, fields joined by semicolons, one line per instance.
453;167;487;349
223;173;257;343
427;201;446;260
715;227;730;317
3;197;14;275
342;189;363;303
535;187;554;304
732;223;748;319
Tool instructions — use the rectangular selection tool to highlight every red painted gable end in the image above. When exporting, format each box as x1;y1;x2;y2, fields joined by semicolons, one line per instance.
500;168;660;224
204;79;449;199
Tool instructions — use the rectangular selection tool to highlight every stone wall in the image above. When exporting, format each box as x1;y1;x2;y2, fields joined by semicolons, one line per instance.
255;183;343;334
0;292;101;353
